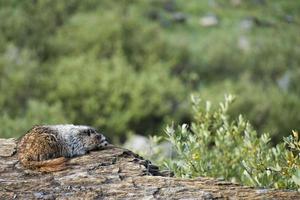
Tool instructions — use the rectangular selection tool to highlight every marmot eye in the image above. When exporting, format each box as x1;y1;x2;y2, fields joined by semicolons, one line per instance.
83;129;91;136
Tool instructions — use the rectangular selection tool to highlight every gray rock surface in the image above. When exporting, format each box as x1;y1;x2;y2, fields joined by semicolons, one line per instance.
199;14;219;27
0;138;299;199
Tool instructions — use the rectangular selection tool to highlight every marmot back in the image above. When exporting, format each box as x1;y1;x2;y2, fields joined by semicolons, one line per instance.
18;124;108;172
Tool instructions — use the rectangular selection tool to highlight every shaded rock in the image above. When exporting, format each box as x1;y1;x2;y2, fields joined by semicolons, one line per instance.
277;71;290;91
252;0;266;5
171;12;186;23
231;0;242;7
163;0;176;12
238;36;251;51
284;15;294;24
124;134;174;159
199;14;219;27
123;134;151;153
240;17;255;31
147;10;160;21
240;16;274;30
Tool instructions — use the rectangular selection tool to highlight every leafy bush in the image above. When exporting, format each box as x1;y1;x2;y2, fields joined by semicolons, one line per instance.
0;44;39;114
160;95;300;189
199;78;300;143
1;0;300;144
46;53;187;141
0;100;67;138
0;1;190;140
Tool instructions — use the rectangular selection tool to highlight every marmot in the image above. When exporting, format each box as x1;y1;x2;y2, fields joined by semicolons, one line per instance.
18;124;108;172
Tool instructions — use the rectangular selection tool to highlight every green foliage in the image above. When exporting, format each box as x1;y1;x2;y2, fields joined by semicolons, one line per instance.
162;95;300;189
199;78;300;143
0;0;300;144
0;100;67;138
0;44;38;114
0;1;189;140
46;53;186;139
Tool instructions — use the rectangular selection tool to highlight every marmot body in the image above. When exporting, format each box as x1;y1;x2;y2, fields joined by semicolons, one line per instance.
18;124;108;172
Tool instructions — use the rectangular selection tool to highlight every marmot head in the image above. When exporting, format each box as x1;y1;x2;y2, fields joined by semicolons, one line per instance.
47;124;109;152
78;127;108;151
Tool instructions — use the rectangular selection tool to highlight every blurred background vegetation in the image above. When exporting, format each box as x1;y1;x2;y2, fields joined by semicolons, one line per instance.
0;0;300;144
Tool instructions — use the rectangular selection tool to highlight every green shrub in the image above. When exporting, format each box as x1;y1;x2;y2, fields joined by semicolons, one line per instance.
160;95;300;189
0;100;67;138
0;44;39;115
199;79;300;143
46;53;187;141
0;2;190;140
1;0;300;144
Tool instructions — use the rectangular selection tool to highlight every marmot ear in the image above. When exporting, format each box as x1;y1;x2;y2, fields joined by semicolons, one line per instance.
86;130;91;136
79;129;91;136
